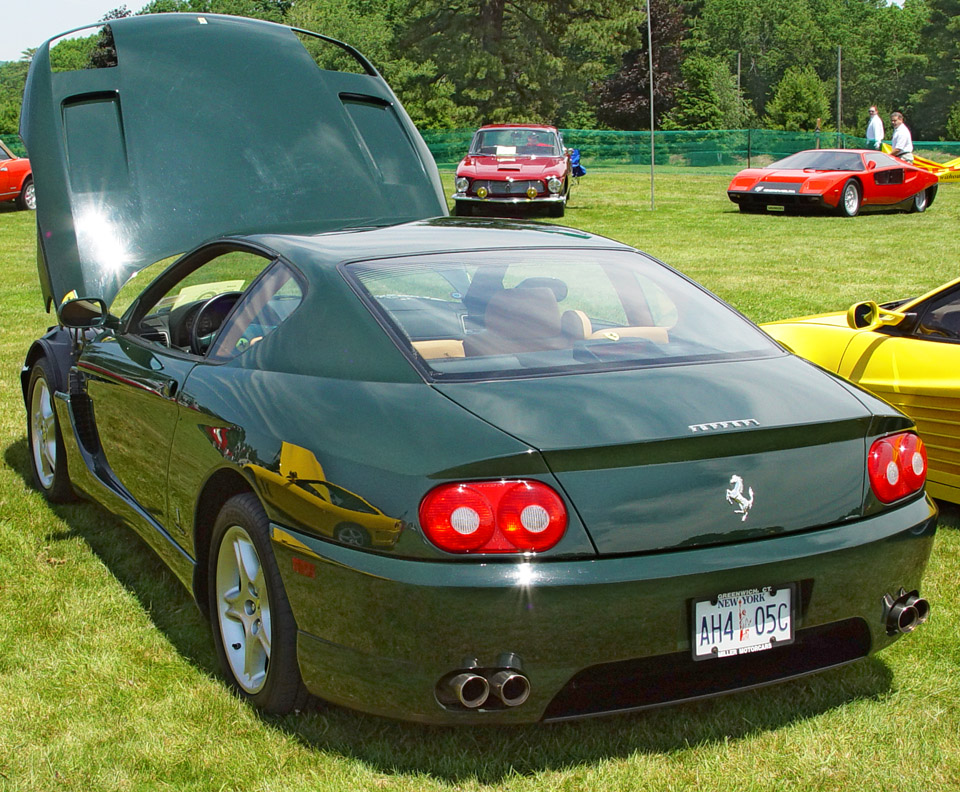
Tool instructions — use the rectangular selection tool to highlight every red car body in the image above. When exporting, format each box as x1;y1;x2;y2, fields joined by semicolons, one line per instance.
0;138;34;210
727;149;939;216
453;124;571;217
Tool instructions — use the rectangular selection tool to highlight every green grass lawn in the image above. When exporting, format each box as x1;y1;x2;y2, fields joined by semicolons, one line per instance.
1;173;958;792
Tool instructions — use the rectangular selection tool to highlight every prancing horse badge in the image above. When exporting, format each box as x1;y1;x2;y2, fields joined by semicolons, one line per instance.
725;475;754;521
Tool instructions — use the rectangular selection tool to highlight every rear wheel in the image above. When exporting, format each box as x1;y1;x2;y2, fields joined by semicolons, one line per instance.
209;493;309;713
16;177;36;211
910;187;931;213
838;179;861;217
27;358;74;502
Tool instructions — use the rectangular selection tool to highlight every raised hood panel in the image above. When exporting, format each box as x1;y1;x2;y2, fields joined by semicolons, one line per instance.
21;14;446;309
436;355;877;554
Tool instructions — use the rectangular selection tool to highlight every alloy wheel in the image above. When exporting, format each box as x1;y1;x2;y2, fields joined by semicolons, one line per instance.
215;524;272;694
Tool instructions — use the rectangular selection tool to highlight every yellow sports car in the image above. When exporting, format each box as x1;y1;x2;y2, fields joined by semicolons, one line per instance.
763;278;960;504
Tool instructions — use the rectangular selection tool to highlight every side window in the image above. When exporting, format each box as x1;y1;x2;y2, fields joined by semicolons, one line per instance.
0;147;10;162
207;262;304;361
915;289;960;340
131;249;277;354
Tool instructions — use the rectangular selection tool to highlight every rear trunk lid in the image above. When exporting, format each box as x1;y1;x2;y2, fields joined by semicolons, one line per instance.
435;355;877;554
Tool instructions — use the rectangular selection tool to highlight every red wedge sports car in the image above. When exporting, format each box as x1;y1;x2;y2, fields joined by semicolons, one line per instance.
0;138;34;210
727;149;939;216
453;124;571;217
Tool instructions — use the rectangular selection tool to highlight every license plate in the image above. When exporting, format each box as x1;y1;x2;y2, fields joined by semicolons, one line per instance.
692;585;794;659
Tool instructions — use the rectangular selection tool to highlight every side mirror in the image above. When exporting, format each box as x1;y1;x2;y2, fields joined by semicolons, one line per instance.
866;160;877;171
846;300;906;330
59;297;107;329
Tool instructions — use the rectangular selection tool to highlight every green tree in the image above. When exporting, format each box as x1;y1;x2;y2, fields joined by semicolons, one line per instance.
662;54;753;129
395;0;645;127
765;65;830;130
907;0;960;139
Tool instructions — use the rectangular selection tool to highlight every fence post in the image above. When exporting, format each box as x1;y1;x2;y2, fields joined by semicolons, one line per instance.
747;129;752;169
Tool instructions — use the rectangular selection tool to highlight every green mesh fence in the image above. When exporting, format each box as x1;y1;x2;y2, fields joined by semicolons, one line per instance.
0;134;26;157
423;128;960;171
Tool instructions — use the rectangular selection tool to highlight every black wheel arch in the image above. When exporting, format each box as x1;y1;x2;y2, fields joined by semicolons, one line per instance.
22;328;75;410
191;467;257;621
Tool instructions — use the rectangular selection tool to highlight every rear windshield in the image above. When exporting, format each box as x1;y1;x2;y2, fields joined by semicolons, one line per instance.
768;151;864;171
346;249;780;381
470;128;561;157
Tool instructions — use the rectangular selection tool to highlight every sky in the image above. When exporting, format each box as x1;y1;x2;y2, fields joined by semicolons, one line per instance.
1;1;132;63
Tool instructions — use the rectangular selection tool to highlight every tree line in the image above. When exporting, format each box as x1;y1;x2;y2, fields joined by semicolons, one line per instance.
2;0;958;140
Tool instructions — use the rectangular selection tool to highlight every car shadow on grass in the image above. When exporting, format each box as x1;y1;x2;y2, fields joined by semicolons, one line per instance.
4;436;898;782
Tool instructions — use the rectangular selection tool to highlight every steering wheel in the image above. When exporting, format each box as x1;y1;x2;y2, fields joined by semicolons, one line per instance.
189;291;242;355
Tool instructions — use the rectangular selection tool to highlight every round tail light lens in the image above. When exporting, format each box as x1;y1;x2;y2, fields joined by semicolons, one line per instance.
419;484;494;551
420;480;568;554
868;432;927;503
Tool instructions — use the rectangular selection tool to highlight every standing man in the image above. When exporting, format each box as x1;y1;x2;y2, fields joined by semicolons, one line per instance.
890;112;914;162
866;106;884;149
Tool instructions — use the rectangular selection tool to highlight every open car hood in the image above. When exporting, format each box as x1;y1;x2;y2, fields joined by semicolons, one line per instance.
21;13;446;310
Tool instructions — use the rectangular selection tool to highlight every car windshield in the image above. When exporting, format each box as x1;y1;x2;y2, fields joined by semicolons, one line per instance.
768;151;864;171
346;249;780;382
470;129;561;157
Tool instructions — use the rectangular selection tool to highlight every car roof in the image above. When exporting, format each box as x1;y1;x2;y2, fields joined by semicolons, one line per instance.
249;217;633;269
477;124;559;132
21;13;447;310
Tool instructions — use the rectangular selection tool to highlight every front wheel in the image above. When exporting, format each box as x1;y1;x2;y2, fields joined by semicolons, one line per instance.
209;493;309;713
453;202;472;217
838;179;861;217
27;358;74;502
17;177;36;211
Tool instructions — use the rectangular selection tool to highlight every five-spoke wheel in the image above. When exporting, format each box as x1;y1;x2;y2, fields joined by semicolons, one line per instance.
27;358;73;502
209;494;308;712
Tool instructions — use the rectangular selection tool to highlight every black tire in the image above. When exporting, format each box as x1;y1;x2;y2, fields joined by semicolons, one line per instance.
738;204;764;214
453;202;472;217
910;187;932;213
334;522;371;547
27;358;74;502
837;179;861;217
548;202;565;218
208;493;309;714
16;177;36;211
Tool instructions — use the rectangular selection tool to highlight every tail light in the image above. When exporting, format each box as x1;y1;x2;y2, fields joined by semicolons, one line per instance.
868;432;927;503
420;480;567;554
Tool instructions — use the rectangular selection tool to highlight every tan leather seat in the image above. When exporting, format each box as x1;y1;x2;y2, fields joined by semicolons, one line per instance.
561;309;669;344
411;339;466;359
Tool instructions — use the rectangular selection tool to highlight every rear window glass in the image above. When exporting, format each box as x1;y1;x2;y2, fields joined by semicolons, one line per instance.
346;249;779;381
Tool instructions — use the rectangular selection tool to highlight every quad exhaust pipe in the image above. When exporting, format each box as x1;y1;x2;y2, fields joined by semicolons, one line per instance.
883;588;930;635
437;661;531;710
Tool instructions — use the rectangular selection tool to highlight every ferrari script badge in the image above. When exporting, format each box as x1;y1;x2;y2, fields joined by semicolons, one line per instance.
725;475;754;521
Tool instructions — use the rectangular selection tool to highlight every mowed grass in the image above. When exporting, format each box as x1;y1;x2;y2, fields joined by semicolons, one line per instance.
0;172;958;792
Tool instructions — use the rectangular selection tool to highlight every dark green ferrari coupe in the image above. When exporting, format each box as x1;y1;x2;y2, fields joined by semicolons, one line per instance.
21;14;936;724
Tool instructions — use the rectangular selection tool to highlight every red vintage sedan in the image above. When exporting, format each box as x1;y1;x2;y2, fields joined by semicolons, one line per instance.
453;124;571;217
0;138;34;210
727;149;939;216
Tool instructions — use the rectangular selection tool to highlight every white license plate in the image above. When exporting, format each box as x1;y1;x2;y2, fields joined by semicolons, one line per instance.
693;586;794;659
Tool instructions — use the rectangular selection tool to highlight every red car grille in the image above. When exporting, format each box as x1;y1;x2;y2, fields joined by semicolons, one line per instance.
471;179;544;196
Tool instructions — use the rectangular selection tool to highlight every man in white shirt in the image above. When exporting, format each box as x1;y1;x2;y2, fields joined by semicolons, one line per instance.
890;112;913;162
866;106;884;149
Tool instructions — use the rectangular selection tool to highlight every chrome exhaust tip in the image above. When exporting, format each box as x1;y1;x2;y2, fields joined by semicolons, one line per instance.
489;670;531;707
439;673;490;709
883;588;929;635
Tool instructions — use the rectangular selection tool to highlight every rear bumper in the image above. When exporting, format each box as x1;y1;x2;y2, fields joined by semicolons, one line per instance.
272;495;937;724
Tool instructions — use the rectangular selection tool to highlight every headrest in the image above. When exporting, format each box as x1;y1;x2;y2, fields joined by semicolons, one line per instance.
484;287;561;339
